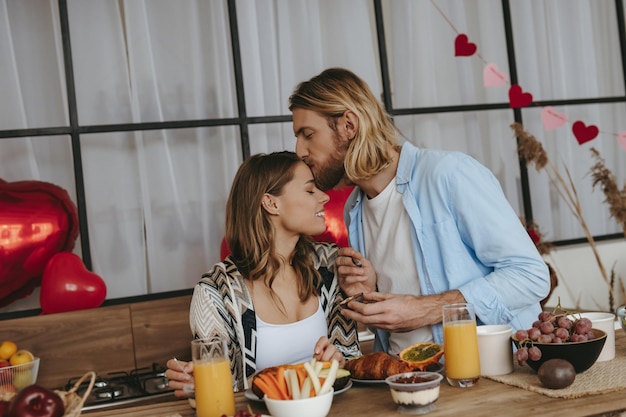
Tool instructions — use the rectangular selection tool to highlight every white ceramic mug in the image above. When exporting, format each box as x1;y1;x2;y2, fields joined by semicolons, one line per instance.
476;324;513;376
578;312;615;362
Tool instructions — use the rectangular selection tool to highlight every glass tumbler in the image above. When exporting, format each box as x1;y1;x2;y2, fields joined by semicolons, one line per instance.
191;337;236;417
442;303;480;387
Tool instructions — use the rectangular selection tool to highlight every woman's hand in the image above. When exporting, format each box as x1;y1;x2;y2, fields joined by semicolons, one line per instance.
337;247;376;296
165;358;194;398
313;336;346;368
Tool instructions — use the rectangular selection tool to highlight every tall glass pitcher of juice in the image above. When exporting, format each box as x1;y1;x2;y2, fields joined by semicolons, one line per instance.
191;337;236;417
443;303;480;388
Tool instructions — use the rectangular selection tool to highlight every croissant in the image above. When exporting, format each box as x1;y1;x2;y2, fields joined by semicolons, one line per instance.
345;352;414;380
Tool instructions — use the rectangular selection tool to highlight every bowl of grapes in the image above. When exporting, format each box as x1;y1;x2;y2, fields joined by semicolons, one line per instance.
511;305;607;373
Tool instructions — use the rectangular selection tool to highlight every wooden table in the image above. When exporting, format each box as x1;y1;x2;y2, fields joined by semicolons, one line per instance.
84;334;626;417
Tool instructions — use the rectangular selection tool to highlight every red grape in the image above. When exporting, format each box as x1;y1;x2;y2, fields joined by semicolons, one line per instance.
528;327;541;340
554;327;569;340
575;318;592;335
557;316;573;330
538;311;555;322
516;347;529;366
540;321;555;334
528;346;542;361
515;329;529;340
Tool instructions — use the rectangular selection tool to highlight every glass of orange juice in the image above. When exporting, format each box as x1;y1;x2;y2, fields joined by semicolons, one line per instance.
442;303;480;388
191;337;236;417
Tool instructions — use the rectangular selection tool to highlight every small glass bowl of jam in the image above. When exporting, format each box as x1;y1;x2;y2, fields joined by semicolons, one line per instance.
385;371;443;415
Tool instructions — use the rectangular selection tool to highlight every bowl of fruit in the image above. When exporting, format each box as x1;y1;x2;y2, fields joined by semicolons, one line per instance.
511;308;606;374
0;341;39;396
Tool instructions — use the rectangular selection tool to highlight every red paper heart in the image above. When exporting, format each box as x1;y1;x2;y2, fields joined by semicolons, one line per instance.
508;85;533;108
0;180;79;307
40;252;106;314
572;121;599;144
454;34;477;57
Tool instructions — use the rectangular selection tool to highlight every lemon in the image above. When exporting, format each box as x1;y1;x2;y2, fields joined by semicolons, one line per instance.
9;349;34;366
0;341;17;361
398;342;444;370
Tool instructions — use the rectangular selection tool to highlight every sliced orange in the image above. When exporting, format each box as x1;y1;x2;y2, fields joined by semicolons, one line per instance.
398;342;444;371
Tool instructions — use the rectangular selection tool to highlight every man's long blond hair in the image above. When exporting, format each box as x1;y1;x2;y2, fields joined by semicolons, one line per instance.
289;67;399;182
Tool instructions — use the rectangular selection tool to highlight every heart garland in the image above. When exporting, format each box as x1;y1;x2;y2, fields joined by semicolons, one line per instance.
541;107;568;131
508;85;533;108
443;21;625;148
483;63;507;87
572;121;600;145
454;34;477;57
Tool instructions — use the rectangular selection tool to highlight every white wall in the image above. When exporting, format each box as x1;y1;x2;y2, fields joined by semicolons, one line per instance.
543;239;626;313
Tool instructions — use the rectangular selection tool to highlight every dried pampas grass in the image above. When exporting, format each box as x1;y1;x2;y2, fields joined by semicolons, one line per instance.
590;148;626;238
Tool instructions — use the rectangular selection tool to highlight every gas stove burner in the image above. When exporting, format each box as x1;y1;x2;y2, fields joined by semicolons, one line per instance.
61;363;175;411
93;385;125;400
142;375;169;393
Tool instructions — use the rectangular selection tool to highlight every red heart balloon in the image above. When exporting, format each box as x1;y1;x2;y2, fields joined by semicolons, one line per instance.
312;186;353;248
0;179;79;307
40;252;106;314
572;120;599;144
508;85;534;108
454;34;477;57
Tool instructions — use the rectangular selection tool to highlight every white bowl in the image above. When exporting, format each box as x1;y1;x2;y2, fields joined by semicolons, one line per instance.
385;371;443;415
263;388;333;417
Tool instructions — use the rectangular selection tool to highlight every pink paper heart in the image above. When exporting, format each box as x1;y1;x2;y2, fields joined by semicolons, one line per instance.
454;34;477;57
572;121;599;145
483;64;507;87
541;107;568;131
508;85;533;108
618;131;626;151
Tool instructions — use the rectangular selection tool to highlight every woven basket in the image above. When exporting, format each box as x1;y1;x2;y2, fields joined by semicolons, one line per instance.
1;370;95;417
54;371;96;417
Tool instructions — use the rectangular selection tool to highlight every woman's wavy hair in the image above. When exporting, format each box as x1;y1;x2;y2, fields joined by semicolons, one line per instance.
289;67;399;182
226;151;320;304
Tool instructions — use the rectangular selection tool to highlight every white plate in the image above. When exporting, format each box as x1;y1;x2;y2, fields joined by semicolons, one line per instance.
350;377;387;385
244;380;353;402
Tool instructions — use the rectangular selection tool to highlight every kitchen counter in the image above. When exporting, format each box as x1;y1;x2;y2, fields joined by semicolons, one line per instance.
83;331;626;417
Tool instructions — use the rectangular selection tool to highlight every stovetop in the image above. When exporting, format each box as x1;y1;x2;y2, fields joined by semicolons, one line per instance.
62;363;175;411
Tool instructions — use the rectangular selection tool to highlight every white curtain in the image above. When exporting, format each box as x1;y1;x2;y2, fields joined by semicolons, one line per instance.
1;0;624;313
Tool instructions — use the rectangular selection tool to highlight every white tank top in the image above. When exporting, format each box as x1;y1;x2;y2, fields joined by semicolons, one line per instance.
255;300;327;371
362;179;433;354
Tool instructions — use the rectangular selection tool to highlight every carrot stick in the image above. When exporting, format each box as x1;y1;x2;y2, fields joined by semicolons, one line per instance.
257;372;288;400
275;366;288;398
253;377;279;400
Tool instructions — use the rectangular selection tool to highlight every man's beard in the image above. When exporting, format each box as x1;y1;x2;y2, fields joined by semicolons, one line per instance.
312;151;346;191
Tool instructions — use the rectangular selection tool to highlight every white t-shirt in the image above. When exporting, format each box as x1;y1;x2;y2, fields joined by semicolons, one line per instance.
362;179;433;354
255;300;327;370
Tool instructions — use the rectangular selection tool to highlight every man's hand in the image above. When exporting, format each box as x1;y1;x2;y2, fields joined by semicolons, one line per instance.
336;247;376;296
340;291;465;332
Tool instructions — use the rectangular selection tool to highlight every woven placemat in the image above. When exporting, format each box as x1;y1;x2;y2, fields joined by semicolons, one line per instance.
485;334;626;399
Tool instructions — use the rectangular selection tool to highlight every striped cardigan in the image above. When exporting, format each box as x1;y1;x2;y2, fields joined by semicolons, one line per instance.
189;242;361;392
